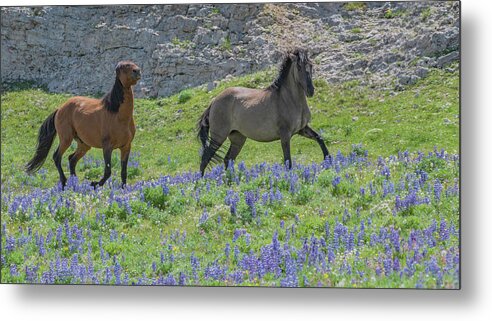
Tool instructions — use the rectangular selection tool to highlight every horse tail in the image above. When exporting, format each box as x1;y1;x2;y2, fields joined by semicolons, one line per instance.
25;110;58;174
197;104;211;149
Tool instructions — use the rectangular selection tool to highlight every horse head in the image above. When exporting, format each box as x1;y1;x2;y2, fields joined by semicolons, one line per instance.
290;49;315;97
116;61;141;88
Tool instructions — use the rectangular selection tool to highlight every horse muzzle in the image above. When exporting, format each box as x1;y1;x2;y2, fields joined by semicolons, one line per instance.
133;70;142;81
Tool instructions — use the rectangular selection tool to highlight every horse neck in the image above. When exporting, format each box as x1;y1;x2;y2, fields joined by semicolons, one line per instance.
279;72;308;109
118;87;134;121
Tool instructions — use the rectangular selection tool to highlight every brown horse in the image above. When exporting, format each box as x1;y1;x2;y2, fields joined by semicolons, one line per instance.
26;61;141;188
197;48;329;176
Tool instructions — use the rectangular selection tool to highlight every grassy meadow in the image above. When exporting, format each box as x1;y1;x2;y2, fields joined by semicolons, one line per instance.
1;64;459;287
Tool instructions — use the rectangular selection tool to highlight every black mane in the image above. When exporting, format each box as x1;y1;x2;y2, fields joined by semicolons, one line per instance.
267;48;309;91
101;77;125;113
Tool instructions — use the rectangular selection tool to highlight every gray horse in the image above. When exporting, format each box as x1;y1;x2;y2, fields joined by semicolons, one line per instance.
197;48;329;176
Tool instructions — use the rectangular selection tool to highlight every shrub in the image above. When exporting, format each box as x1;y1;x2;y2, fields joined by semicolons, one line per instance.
178;90;192;104
343;2;366;11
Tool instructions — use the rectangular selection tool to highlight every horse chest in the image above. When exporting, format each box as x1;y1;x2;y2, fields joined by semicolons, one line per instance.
108;121;134;148
301;106;311;128
289;106;311;133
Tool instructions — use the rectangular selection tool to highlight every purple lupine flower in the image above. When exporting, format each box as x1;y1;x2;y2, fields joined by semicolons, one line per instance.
244;190;258;217
161;182;170;195
25;265;39;283
390;229;400;252
302;167;311;183
234;245;240;262
224;190;240;215
434;179;443;201
5;236;15;252
288;172;299;193
426;256;440;276
225;243;230;259
393;257;401;273
232;228;247;242
383;256;392;276
38;235;46;256
347;232;355;252
375;266;382;277
360;186;366;197
46;229;54;245
357;221;365;246
303;275;310;287
190;254;200;283
199;209;209;225
178;272;186;286
238;161;246;172
10;264;18;277
114;258;122;285
324;221;331;243
332;176;341;188
439;219;450;241
229;270;243;285
204;260;226;281
280;252;298;287
328;246;335;263
381;165;391;179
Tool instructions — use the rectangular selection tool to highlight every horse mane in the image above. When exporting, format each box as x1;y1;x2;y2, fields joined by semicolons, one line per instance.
267;48;309;91
101;76;125;113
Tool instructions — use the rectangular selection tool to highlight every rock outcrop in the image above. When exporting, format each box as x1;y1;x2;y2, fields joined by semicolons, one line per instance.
1;2;459;97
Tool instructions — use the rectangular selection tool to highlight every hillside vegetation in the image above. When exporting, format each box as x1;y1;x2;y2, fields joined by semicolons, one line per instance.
1;64;459;188
0;66;459;288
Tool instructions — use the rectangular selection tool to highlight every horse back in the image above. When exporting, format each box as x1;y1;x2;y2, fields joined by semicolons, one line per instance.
210;87;283;142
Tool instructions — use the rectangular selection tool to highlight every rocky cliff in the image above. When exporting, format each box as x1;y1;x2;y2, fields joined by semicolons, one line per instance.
1;2;459;97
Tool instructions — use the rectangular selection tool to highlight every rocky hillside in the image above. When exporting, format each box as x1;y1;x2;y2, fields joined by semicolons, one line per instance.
1;2;459;97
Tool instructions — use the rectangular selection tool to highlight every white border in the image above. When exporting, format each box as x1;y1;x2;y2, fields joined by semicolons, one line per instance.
2;0;491;320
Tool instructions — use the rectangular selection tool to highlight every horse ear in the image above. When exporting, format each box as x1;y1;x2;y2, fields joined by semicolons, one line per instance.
115;62;122;74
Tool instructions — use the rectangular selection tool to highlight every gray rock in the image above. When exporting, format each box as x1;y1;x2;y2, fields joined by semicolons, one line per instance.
437;51;459;67
415;67;429;79
1;2;460;98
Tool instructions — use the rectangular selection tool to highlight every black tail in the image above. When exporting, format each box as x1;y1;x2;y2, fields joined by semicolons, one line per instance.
197;104;211;149
25;110;58;174
197;104;226;175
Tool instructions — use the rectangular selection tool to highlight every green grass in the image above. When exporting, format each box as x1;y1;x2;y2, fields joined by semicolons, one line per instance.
384;8;407;19
171;37;194;49
0;66;460;287
421;7;432;21
221;34;232;51
343;2;367;11
1;64;459;189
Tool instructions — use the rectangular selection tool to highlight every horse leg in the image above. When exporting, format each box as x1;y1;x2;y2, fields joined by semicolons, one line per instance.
298;125;330;160
68;141;91;176
120;144;131;188
53;138;72;188
200;131;227;176
280;131;292;169
91;143;113;188
224;131;246;169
